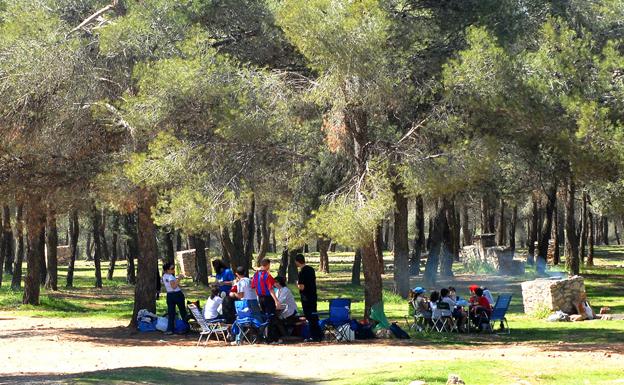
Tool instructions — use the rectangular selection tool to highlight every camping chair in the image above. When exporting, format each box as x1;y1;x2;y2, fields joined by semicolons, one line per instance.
432;301;458;333
488;294;512;334
187;303;229;345
404;299;431;333
319;298;352;342
232;300;269;345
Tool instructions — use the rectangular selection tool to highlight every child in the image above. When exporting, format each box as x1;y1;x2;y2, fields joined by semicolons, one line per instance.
204;285;223;320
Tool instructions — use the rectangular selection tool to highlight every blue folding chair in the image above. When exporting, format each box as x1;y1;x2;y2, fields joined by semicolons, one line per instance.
489;294;512;334
319;298;352;342
232;300;269;344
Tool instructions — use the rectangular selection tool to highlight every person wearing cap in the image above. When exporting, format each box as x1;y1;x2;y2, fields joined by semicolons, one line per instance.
411;287;432;320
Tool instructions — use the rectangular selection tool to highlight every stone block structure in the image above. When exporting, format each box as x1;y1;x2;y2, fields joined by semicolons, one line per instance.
175;248;212;278
521;275;585;315
57;245;71;264
460;237;525;275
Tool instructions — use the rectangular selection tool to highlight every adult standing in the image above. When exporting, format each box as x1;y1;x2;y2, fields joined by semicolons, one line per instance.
162;262;188;335
295;254;322;342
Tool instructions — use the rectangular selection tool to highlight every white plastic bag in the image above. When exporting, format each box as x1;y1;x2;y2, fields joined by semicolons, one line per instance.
155;316;168;331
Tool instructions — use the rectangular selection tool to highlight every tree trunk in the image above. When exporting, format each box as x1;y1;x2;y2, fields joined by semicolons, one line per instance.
318;237;330;273
23;197;46;305
11;205;25;290
287;247;301;284
564;178;579;275
579;191;588;265
66;209;79;288
107;214;120;280
257;205;269;263
480;195;489;234
189;235;209;286
101;209;110;262
44;207;58;291
351;249;362;285
91;204;103;288
527;194;539;266
130;190;160;327
602;216;609;245
496;198;506;245
219;226;234;267
392;179;410;298
439;198;455;278
242;194;255;273
374;224;385;273
460;203;472;247
509;205;518;252
410;195;425;275
2;205;14;276
231;219;246;274
614;220;621;245
123;213;137;285
552;202;560;265
382;220;390;251
86;232;93;260
163;230;175;265
175;230;183;251
424;200;446;286
278;248;288;278
537;185;557;274
361;239;383;317
587;210;595;266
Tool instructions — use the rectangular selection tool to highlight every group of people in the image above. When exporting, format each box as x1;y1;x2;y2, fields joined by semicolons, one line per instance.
161;254;323;343
410;284;495;331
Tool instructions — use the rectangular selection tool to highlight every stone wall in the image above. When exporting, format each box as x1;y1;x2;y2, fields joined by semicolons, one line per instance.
521;276;585;315
460;243;524;275
175;248;212;278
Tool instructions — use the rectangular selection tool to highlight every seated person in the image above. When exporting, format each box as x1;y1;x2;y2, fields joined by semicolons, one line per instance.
448;286;462;302
433;288;455;319
468;284;479;303
482;287;495;306
274;276;299;338
411;287;432;319
203;285;223;321
429;290;440;316
469;287;492;329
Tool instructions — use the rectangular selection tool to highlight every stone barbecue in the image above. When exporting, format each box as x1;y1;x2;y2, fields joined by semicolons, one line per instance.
175;248;212;278
521;275;585;315
461;234;525;275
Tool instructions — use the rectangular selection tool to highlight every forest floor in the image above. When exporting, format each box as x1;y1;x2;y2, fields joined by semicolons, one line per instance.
0;247;624;384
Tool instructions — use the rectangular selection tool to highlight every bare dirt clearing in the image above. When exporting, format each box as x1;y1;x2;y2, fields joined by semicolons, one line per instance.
1;315;623;385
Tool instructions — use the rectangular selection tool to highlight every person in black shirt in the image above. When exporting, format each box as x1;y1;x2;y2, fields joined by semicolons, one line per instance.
295;254;322;341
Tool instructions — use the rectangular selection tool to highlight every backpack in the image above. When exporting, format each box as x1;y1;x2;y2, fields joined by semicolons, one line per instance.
389;322;410;339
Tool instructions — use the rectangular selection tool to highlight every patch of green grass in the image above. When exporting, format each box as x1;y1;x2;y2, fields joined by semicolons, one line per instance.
328;359;624;385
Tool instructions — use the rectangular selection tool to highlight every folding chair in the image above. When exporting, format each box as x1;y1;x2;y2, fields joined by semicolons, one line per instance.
489;294;512;334
319;298;351;342
232;300;269;345
432;301;458;332
187;303;229;345
404;299;431;333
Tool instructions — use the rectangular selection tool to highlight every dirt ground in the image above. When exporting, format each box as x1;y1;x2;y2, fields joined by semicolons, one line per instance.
0;315;623;385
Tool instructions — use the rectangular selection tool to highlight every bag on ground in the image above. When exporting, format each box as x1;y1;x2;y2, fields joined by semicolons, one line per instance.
389;322;410;339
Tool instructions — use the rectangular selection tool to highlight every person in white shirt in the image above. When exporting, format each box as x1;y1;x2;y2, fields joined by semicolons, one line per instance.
162;262;188;335
482;287;495;306
229;266;258;301
432;288;455;319
275;276;298;320
204;286;223;320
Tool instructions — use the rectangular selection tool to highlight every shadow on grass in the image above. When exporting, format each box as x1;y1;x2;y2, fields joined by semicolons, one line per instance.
0;367;318;385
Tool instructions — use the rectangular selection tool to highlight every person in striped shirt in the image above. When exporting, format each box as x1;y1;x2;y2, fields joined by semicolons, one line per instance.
251;258;282;343
251;258;282;315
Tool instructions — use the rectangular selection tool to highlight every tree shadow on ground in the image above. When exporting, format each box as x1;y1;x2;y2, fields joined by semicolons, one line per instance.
0;367;319;385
